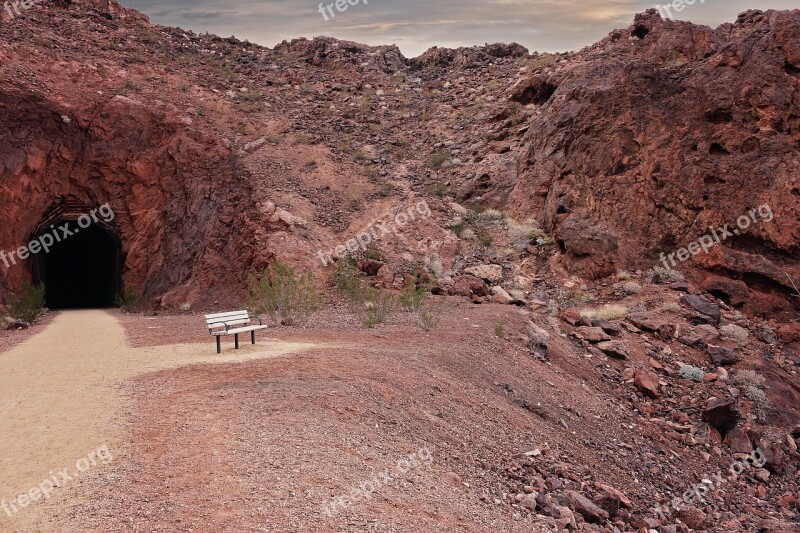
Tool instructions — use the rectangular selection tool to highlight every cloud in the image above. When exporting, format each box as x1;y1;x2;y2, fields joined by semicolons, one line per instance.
123;0;800;57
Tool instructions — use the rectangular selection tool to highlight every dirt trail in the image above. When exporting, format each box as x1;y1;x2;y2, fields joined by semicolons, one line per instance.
0;310;316;531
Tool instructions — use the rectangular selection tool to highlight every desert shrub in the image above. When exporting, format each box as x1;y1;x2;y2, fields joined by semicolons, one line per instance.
652;266;684;282
720;324;749;343
495;320;507;338
745;386;770;423
734;369;766;388
424;254;445;279
476;228;493;247
508;220;540;250
248;261;321;326
400;285;428;312
616;270;632;280
364;243;384;261
554;287;594;310
353;286;396;328
679;365;705;382
427;151;449;168
661;302;682;313
115;286;142;312
622;281;642;294
415;303;442;331
332;258;362;298
579;304;628;321
8;282;46;323
478;209;505;222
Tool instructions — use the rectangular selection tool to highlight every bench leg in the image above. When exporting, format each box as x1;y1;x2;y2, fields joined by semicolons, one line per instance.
235;333;239;349
251;330;256;345
216;336;221;354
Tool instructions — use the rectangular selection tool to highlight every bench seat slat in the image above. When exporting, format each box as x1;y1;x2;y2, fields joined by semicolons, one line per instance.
208;318;250;328
218;325;269;335
205;310;250;320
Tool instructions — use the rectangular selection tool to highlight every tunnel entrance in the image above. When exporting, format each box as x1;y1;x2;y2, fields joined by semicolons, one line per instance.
32;220;122;309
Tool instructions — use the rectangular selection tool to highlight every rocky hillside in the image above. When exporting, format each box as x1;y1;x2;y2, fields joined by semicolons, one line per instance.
1;2;799;531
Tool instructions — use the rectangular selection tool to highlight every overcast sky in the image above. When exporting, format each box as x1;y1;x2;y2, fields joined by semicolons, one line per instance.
123;0;799;57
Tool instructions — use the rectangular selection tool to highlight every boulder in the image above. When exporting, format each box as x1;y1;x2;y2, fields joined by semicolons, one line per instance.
566;490;609;523
597;340;629;360
707;344;741;366
634;369;660;398
357;259;385;276
448;275;489;298
574;327;611;343
681;295;721;324
703;399;740;435
526;323;550;357
463;264;503;283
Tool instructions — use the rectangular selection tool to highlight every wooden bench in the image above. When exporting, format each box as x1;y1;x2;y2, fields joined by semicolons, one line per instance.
205;310;269;353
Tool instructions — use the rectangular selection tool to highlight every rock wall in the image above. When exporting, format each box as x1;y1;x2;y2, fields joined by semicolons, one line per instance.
0;89;269;308
507;9;800;311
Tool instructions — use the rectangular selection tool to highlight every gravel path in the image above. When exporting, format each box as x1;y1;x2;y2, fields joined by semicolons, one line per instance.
0;310;316;532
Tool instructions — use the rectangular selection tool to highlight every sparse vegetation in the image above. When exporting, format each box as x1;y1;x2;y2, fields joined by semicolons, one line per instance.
652;266;684;282
621;281;642;294
745;386;770;424
495;320;507;338
476;228;493;247
400;285;428;312
661;302;682;313
8;282;46;324
616;270;631;280
427;150;449;168
415;303;441;331
734;369;766;388
679;365;705;382
248;261;321;326
554;287;595;310
734;370;770;423
115;286;142;313
354;287;396;328
579;304;628;321
720;324;749;343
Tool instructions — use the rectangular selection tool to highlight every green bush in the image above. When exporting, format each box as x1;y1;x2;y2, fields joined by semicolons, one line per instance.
248;261;322;326
332;258;362;299
8;282;46;323
415;302;442;331
400;285;428;312
679;365;704;382
115;286;142;312
353;286;395;328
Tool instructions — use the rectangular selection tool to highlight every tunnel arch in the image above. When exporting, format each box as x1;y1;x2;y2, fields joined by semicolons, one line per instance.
30;199;122;309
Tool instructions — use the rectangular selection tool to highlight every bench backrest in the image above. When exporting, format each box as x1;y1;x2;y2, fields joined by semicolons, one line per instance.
205;310;252;331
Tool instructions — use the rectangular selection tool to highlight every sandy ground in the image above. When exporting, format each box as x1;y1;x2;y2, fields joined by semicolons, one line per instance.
0;310;316;532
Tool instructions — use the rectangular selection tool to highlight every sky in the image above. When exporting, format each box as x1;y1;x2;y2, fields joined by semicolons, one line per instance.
123;0;799;58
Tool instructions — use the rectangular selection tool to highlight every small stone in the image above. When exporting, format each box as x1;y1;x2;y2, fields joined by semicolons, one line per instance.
597;340;629;360
634;369;661;398
574;327;611;343
566;491;609;523
682;294;721;324
707;344;741;366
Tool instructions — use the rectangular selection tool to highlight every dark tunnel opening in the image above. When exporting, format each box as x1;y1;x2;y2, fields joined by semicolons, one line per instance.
32;220;122;309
